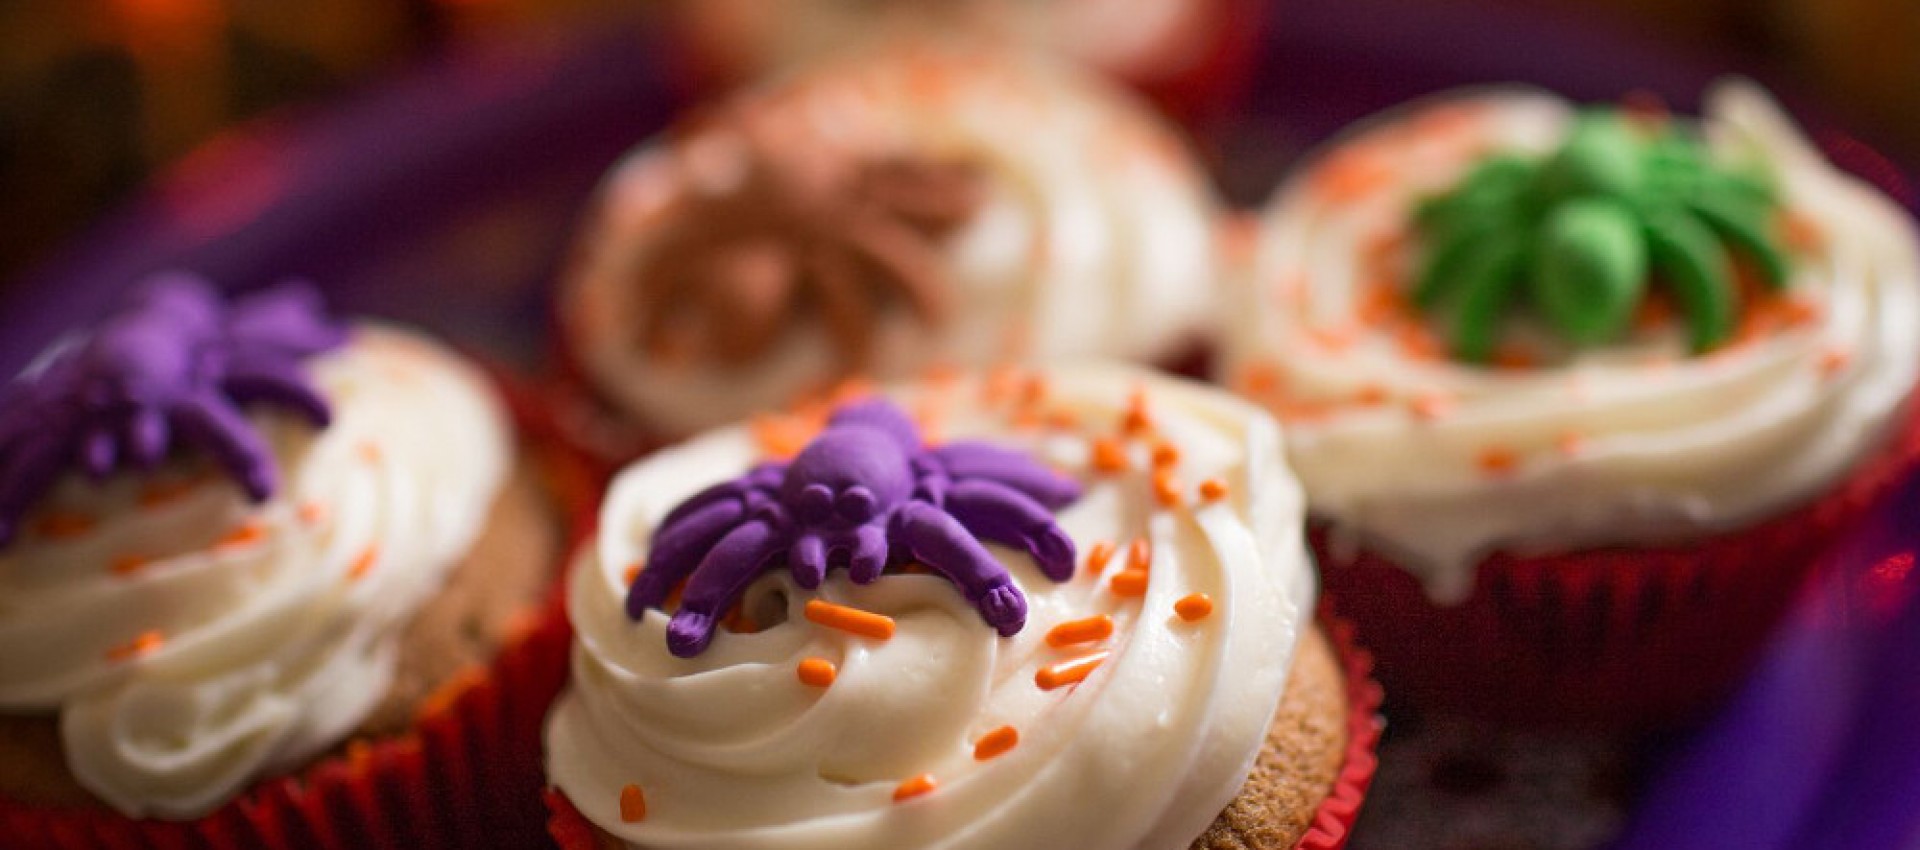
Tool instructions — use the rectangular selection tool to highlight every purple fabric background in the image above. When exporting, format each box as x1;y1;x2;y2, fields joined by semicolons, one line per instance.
4;1;1916;846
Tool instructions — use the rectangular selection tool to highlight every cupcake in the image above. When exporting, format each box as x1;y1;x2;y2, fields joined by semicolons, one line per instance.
543;364;1381;849
659;0;1265;124
1220;80;1920;725
553;42;1221;460
0;275;576;848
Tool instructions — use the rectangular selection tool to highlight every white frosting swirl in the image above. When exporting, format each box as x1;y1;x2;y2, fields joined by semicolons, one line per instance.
1223;80;1920;602
546;364;1312;850
0;327;512;818
561;46;1219;438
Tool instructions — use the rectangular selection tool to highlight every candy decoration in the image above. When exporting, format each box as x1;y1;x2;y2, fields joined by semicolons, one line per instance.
627;400;1082;657
0;274;347;545
1412;109;1794;360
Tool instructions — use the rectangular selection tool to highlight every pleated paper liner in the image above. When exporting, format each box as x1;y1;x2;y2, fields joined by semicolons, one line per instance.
1318;400;1920;730
545;609;1383;850
0;369;596;850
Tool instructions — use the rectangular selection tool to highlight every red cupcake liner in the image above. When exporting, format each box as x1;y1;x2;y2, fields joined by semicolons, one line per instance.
1113;0;1270;130
0;369;597;850
1318;400;1920;729
544;610;1382;850
0;596;574;850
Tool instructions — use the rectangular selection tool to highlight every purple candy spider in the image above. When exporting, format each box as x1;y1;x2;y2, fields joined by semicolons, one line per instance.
0;273;348;545
628;399;1083;657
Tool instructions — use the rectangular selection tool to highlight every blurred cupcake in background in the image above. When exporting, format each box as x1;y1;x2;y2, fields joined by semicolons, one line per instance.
0;275;580;849
553;41;1222;462
1219;80;1920;726
544;363;1380;850
659;0;1266;125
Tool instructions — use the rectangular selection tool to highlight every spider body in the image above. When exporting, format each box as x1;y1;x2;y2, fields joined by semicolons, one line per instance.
627;400;1081;657
0;275;347;544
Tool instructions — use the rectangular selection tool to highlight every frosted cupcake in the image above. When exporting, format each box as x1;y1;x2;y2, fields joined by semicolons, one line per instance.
1220;81;1920;725
0;276;574;848
553;42;1221;458
543;364;1381;850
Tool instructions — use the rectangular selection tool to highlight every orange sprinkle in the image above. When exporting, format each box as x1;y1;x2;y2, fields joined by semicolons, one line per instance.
1781;296;1823;327
1046;615;1115;648
297;501;329;526
1354;383;1389;406
623;562;642;586
1045;409;1081;430
416;665;488;720
1150;442;1181;469
1477;447;1521;477
982;365;1023;405
110;554;153;576
106;630;164;662
1152;471;1184;508
1555;431;1587;456
1198;478;1230;503
1110;570;1149;598
827;377;876;407
215;520;269;550
1090;437;1130;474
797;657;837;688
804;599;896;641
1019;375;1050;408
1395;324;1445;361
1036;650;1110;691
348;547;379;581
1084;540;1117;576
137;478;200;509
751;414;817;460
33;511;95;540
357;442;383;464
1126;538;1153;573
1123;389;1154;435
1781;210;1824;252
1357;282;1407;326
893;774;938;803
1306;324;1360;353
1174;593;1215;622
1313;150;1394;201
722;605;762;634
1820;347;1853;376
973;726;1020;761
1410;392;1456;421
1236;361;1283;397
619;784;647;823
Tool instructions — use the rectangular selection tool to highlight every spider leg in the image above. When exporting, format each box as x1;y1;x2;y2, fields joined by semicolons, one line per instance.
226;281;349;357
80;423;118;480
658;463;784;530
944;479;1077;582
627;496;756;617
123;407;170;469
847;523;888;584
222;363;332;427
842;222;952;328
788;532;827;589
806;242;878;366
170;393;277;501
667;518;785;657
0;429;77;545
929;443;1081;509
891;502;1026;636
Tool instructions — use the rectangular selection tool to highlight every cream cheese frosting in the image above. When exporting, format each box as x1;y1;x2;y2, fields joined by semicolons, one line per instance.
545;364;1312;850
561;46;1219;438
0;326;511;818
1222;80;1920;602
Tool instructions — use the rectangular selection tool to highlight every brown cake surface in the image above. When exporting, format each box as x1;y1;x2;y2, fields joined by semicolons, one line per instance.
0;459;562;809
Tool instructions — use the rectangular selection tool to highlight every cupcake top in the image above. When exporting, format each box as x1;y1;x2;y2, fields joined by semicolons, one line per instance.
560;42;1219;438
1223;80;1920;601
0;277;512;818
545;364;1312;849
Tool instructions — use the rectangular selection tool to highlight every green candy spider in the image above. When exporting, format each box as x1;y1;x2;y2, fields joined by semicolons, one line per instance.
1412;109;1794;362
